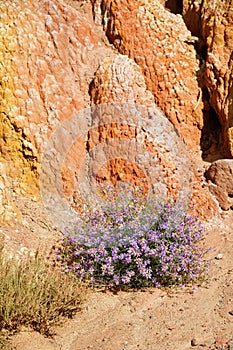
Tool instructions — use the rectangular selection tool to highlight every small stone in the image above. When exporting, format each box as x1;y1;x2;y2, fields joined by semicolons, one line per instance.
229;310;233;316
215;253;223;260
191;338;198;346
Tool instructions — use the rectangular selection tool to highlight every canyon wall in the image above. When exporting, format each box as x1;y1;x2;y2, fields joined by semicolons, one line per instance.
1;0;232;227
92;0;204;150
183;0;233;158
0;0;110;224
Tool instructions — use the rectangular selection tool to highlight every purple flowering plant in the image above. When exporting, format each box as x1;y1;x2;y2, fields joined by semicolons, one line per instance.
57;185;210;289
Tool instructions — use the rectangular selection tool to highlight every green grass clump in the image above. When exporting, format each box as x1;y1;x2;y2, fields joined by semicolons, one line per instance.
0;240;86;341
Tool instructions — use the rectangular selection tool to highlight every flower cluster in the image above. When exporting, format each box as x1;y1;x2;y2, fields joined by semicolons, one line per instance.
57;186;210;289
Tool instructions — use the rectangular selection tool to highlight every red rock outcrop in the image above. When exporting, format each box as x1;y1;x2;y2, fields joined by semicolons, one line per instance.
61;54;155;199
0;0;111;224
61;54;186;214
183;0;233;158
0;0;222;226
0;0;110;179
91;0;204;151
88;55;181;195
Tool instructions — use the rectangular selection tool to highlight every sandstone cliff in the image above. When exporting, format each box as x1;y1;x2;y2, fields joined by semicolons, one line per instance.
1;0;232;226
183;0;233;158
91;0;204;150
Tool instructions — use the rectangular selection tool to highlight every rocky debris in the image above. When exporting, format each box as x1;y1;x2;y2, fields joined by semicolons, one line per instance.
215;338;229;346
205;159;233;210
215;253;223;260
183;0;233;158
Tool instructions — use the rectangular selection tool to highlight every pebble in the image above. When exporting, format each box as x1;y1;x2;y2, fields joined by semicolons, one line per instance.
215;253;223;260
191;338;198;346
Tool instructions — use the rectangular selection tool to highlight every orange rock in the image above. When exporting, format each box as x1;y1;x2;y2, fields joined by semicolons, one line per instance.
91;0;204;150
183;0;233;157
0;0;221;225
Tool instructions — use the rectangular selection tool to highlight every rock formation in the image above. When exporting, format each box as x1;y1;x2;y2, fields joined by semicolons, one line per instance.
0;0;111;224
1;0;232;226
91;0;204;150
205;159;233;210
183;0;233;158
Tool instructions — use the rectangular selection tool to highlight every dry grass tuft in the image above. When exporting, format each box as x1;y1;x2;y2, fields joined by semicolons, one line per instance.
0;240;86;346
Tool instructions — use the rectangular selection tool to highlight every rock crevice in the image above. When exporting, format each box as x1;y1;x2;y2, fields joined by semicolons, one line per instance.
183;0;233;158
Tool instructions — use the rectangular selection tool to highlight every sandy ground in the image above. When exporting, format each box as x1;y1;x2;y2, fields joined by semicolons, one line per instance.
1;196;232;350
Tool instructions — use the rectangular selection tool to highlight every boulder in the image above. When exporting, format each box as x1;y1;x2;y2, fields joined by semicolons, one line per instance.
205;159;233;210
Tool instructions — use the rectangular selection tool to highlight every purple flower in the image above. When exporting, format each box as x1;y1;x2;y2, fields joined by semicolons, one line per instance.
57;185;210;289
122;275;131;284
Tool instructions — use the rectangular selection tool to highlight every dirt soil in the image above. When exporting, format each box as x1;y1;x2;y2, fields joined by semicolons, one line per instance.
1;196;232;350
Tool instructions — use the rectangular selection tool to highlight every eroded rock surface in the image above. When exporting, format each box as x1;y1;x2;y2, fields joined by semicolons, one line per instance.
205;159;233;210
0;0;111;224
0;0;229;225
183;0;233;158
0;0;109;176
92;0;204;150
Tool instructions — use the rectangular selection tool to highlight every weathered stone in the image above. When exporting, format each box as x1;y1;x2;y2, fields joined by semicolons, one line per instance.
91;0;204;151
0;0;220;224
0;0;110;191
205;159;233;210
0;0;112;223
183;0;233;157
88;55;186;198
88;53;217;219
90;54;155;107
63;54;157;201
